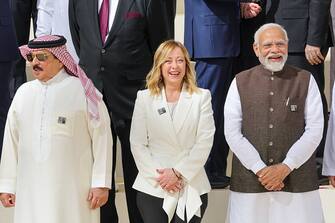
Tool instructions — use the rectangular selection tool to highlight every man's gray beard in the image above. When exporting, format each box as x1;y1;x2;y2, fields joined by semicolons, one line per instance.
259;54;288;72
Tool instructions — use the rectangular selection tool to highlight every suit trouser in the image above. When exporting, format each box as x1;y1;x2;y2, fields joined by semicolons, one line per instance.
0;62;13;158
287;53;328;157
195;58;235;178
137;191;208;223
233;12;265;75
113;119;144;223
10;0;37;97
164;0;176;37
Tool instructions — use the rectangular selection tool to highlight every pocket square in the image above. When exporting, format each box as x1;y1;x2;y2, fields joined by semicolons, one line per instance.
125;11;143;19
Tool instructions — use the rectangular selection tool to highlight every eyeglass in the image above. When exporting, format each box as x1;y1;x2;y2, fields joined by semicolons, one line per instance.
26;53;49;62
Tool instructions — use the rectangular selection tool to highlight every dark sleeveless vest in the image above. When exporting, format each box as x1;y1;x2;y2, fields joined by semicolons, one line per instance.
230;65;319;193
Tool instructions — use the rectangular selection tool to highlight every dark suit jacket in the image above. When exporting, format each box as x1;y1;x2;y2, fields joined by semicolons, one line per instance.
0;0;19;62
69;0;171;124
265;0;332;53
163;0;176;37
184;0;240;59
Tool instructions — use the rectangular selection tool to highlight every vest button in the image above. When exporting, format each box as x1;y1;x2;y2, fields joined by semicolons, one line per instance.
100;66;105;71
269;141;273;146
270;91;274;96
268;158;274;163
269;108;274;112
101;49;106;54
269;124;273;129
270;77;274;81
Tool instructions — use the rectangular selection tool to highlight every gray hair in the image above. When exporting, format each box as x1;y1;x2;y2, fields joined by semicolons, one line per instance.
254;23;289;45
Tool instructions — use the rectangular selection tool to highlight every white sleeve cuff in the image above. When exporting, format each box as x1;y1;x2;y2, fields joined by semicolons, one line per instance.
0;179;16;194
322;166;335;176
283;157;296;171
91;175;112;189
250;161;267;174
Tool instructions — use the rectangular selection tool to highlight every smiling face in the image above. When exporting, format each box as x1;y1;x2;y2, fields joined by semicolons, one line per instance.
28;50;64;82
253;27;288;72
161;47;186;89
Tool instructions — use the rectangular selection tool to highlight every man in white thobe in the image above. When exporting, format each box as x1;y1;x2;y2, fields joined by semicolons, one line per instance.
0;35;113;223
224;23;325;223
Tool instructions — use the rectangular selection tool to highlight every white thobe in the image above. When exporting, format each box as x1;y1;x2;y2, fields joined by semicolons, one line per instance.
0;70;113;223
224;75;325;223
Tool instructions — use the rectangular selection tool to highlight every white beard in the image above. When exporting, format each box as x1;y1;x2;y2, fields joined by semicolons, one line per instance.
259;54;288;72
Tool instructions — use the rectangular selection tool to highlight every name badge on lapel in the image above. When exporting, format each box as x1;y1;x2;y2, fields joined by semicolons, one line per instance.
157;107;166;115
290;105;298;112
58;116;67;124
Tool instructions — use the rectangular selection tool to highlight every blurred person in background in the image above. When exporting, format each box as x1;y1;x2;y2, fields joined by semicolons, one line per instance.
69;0;172;222
35;0;79;62
184;0;240;189
0;0;19;158
10;0;37;96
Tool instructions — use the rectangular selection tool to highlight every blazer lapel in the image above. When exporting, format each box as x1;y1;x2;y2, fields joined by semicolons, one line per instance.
104;0;134;46
91;0;103;47
152;89;179;147
172;88;193;134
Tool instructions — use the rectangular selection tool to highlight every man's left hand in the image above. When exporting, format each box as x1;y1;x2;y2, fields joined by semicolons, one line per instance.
87;187;109;209
305;44;324;65
258;164;291;191
0;193;15;207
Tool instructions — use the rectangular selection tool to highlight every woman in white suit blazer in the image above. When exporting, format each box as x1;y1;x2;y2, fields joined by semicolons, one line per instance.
130;40;215;223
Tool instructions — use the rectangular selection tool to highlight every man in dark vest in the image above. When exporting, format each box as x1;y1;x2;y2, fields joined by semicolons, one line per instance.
224;23;324;223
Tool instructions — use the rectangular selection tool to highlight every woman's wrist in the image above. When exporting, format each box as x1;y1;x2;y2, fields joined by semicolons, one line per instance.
172;168;182;179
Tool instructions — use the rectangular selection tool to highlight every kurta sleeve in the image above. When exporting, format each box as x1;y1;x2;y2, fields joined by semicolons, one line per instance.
224;79;267;174
0;101;19;194
35;0;54;36
88;100;113;189
173;90;215;182
323;79;335;176
130;91;162;187
283;76;324;170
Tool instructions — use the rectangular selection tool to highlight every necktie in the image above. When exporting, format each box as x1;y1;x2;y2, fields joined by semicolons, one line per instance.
99;0;109;43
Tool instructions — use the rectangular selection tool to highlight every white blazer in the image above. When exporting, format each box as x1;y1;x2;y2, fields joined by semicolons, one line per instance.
130;87;215;222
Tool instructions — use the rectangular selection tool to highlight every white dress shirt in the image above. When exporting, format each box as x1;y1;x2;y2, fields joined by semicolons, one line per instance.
224;75;324;223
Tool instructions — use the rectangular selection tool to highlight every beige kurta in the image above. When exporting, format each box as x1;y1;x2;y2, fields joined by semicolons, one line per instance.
0;70;113;223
